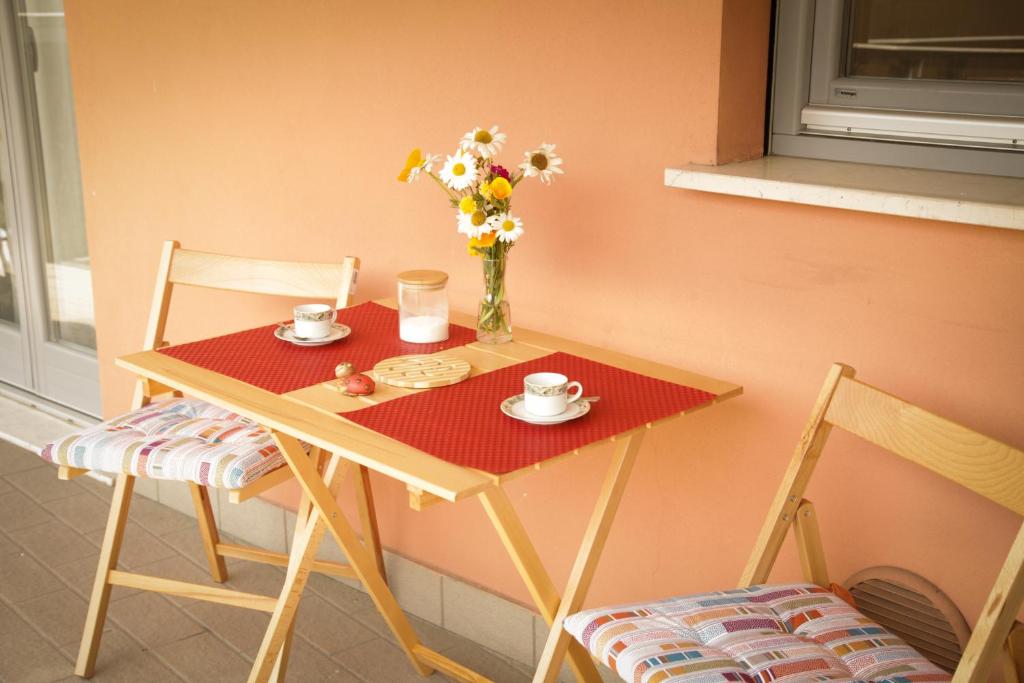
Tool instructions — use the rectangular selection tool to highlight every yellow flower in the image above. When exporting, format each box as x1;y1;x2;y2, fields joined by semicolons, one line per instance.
479;180;492;200
397;148;422;182
490;176;512;200
458;196;477;214
467;231;497;255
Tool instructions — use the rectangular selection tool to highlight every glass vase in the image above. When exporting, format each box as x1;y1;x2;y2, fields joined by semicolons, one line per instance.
477;256;512;344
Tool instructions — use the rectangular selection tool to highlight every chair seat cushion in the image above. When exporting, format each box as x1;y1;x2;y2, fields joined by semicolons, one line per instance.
40;398;296;489
564;583;951;683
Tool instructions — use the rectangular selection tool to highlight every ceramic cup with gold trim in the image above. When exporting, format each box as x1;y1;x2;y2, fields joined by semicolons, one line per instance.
523;372;583;416
293;304;336;339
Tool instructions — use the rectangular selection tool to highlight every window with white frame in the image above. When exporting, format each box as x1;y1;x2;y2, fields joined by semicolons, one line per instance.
770;0;1024;177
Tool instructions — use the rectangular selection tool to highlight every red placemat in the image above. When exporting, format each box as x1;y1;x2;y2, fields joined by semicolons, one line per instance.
158;302;477;394
342;351;716;474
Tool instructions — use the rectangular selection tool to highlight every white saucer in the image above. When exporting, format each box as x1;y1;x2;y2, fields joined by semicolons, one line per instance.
500;394;591;425
274;323;351;347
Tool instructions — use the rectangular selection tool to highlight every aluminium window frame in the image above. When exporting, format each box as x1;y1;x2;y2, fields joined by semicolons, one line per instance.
810;1;1024;117
770;0;1024;178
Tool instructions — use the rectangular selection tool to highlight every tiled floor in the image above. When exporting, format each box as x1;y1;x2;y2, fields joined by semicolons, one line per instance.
0;439;536;683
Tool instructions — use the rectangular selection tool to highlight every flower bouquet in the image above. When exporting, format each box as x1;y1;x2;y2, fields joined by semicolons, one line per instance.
399;125;563;343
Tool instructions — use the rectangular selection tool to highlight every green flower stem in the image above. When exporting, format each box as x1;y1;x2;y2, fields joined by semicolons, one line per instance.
478;255;511;339
426;171;458;202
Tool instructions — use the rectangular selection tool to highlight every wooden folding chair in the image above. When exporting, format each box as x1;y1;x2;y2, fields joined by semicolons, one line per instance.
544;363;1024;683
49;240;383;679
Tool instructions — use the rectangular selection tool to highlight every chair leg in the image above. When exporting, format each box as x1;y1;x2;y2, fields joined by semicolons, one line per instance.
189;482;228;583
1004;622;1023;682
355;465;386;584
76;473;135;678
793;499;829;587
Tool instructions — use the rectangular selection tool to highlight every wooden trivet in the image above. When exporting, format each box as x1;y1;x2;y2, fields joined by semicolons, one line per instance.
372;354;471;388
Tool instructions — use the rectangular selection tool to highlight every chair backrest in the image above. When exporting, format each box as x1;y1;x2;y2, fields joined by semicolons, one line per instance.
142;240;360;352
131;240;359;410
741;363;1024;683
826;375;1024;517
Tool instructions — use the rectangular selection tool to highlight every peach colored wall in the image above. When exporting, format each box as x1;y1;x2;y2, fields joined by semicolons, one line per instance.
716;0;772;163
65;0;1024;627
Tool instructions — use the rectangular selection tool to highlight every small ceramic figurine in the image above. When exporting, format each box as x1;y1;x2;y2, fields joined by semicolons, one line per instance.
343;373;375;396
335;362;354;379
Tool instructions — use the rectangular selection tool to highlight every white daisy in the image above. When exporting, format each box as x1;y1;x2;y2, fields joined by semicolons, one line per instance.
439;149;478;190
421;152;441;173
489;213;524;243
519;143;564;184
460;125;506;158
457;209;490;237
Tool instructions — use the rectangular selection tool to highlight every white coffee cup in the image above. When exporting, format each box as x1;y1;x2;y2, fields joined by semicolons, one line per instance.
523;372;583;416
293;304;336;339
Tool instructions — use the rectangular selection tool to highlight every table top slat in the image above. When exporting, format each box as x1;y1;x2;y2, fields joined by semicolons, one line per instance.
416;301;739;398
115;351;494;501
282;344;534;415
117;299;741;500
342;351;719;474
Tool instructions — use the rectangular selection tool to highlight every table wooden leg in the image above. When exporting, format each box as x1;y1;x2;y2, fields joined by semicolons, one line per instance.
248;455;350;683
479;487;603;683
268;454;319;683
533;429;647;683
293;448;321;533
268;619;297;683
356;464;387;583
270;432;434;677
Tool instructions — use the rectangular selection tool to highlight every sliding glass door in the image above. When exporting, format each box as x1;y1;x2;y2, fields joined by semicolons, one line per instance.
0;122;31;389
0;0;99;416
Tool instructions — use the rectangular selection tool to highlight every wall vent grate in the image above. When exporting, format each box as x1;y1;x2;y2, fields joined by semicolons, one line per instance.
846;567;970;674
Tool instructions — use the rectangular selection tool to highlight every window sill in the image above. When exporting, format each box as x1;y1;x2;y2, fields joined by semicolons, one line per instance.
664;156;1023;231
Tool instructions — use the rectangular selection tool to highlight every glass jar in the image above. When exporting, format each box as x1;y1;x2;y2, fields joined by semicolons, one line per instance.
397;270;449;343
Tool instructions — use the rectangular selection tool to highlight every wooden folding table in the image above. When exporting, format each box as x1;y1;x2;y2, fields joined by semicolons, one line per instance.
115;301;741;683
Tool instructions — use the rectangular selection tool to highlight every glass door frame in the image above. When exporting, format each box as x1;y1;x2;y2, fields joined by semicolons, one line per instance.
0;0;37;391
0;0;99;416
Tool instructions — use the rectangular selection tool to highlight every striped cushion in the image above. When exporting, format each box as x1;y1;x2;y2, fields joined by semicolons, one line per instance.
40;398;296;489
564;583;951;683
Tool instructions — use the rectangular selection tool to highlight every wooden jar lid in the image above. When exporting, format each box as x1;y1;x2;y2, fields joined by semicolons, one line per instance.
397;269;448;289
